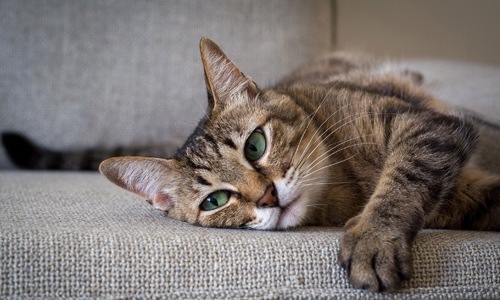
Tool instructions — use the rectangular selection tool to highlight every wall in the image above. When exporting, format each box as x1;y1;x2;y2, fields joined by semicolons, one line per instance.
336;0;500;66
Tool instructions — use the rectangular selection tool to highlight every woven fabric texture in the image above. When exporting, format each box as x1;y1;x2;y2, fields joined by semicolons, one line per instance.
0;0;332;169
1;172;499;299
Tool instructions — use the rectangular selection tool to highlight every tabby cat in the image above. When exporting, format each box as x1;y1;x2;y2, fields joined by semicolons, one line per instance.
3;38;500;292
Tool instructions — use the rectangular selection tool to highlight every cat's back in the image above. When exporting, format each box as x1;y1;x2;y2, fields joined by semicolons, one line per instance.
276;52;375;87
274;52;500;176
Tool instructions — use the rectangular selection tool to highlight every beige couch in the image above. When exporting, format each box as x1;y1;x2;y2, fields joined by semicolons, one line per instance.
1;1;499;298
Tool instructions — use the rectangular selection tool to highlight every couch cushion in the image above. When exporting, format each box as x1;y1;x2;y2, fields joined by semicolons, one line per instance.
1;171;499;298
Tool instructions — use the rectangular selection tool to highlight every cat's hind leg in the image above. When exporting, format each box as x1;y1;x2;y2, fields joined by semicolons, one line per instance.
427;167;500;231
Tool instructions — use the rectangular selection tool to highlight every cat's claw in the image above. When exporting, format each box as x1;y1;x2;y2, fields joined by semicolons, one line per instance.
338;215;413;292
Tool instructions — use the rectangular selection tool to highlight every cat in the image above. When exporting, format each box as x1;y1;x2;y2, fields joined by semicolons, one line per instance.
3;37;500;292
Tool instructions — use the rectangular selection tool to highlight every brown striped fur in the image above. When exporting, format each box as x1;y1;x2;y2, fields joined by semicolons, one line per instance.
4;38;499;292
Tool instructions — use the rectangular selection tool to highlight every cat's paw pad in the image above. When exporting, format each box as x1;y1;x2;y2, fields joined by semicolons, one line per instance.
338;216;413;292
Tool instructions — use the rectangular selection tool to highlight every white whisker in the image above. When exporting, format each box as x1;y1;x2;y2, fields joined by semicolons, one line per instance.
302;135;376;174
297;111;380;170
294;102;353;169
304;203;329;209
290;88;334;165
302;154;358;179
303;141;377;176
301;182;353;187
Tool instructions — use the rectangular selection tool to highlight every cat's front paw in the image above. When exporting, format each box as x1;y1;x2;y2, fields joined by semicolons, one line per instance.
338;216;413;292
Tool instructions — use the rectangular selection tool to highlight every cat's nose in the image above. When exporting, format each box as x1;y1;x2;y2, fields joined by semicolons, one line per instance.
257;184;278;208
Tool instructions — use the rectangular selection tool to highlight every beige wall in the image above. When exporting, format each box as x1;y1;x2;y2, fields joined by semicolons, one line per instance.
336;0;500;66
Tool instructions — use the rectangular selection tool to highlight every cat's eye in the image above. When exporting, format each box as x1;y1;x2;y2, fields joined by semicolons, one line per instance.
244;129;267;161
200;190;231;211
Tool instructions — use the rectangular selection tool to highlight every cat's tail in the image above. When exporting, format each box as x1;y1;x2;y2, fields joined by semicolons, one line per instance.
1;132;178;170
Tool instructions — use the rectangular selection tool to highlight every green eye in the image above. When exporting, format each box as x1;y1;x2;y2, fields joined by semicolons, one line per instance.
245;129;267;161
200;191;230;211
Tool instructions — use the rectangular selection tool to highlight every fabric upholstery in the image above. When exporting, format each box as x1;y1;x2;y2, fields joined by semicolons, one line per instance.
406;59;500;121
0;0;333;169
1;172;499;299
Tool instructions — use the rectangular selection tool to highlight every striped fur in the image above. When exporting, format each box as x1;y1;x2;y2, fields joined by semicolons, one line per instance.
3;38;499;292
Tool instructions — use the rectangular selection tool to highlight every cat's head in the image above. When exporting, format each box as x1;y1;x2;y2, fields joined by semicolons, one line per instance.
100;38;330;230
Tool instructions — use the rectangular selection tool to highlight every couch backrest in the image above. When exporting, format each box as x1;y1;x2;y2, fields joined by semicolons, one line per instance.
0;0;334;169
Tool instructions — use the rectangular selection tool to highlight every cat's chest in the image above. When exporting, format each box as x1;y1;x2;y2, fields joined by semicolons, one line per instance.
323;139;382;202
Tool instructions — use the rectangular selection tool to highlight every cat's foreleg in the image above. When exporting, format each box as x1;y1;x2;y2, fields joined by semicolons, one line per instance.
338;112;478;292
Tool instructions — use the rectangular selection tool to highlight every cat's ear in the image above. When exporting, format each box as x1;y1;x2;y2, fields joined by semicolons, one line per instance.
99;156;179;211
199;37;259;112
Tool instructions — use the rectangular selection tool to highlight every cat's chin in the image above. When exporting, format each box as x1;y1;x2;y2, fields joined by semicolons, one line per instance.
247;207;281;230
277;196;305;229
244;190;309;230
247;196;306;230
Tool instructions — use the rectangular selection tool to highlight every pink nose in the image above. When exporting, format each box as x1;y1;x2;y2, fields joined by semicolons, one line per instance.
257;184;278;208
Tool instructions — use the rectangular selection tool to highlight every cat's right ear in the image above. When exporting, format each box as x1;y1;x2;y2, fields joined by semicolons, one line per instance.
99;157;179;211
199;37;259;113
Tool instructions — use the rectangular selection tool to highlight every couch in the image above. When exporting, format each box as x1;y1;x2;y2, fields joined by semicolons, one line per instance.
1;1;499;299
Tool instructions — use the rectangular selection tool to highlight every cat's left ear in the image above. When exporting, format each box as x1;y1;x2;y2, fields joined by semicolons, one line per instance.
99;156;180;211
199;37;259;112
